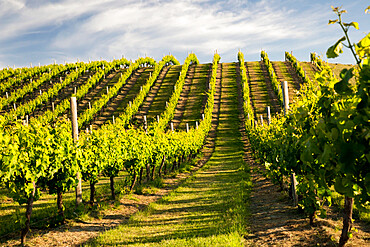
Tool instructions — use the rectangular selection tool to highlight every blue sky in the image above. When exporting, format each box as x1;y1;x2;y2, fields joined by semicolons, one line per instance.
0;0;369;68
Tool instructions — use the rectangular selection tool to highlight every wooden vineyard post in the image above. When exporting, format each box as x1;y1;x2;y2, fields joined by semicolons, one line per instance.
157;115;160;123
70;97;82;206
266;106;271;125
143;115;148;134
186;123;189;133
195;121;198;129
281;81;289;115
281;81;298;207
291;173;298;206
170;122;174;133
260;115;264;126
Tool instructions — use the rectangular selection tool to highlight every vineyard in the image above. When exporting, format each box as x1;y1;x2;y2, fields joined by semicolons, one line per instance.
0;39;369;246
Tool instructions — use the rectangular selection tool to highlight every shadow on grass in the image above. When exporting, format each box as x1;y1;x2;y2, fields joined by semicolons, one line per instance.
83;63;250;247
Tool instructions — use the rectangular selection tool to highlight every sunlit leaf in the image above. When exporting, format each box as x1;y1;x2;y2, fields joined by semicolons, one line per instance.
355;33;370;59
343;22;359;30
365;5;370;14
328;19;338;25
357;33;370;48
326;36;346;58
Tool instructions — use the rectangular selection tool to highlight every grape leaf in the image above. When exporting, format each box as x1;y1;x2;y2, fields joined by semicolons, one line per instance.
343;22;359;30
334;68;353;95
327;36;346;58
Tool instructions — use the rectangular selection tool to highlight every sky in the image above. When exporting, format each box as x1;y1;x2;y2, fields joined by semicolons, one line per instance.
0;0;369;68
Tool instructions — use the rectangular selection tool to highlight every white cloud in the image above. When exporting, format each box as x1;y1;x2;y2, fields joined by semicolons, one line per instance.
0;0;361;66
50;0;325;61
0;0;115;41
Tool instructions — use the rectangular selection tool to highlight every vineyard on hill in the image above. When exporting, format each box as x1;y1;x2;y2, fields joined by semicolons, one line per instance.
0;47;369;247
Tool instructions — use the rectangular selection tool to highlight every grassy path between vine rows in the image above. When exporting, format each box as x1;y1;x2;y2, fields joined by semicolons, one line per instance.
271;61;299;103
85;62;251;246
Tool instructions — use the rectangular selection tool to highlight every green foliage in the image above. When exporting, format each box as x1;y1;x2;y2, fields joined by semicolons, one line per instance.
0;64;54;94
152;53;199;132
38;58;130;124
238;51;254;124
328;6;362;67
261;50;283;106
246;7;370;236
78;57;157;127
327;36;346;58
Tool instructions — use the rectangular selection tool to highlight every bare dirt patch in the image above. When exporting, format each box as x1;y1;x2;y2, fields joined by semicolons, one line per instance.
133;66;170;126
171;64;196;129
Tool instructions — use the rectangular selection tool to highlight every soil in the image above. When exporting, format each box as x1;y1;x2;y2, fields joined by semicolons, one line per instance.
76;68;125;116
176;63;211;131
171;64;196;129
0;69;69;115
88;67;148;128
31;71;95;119
245;61;280;121
270;61;298;103
329;63;356;85
133;66;171;126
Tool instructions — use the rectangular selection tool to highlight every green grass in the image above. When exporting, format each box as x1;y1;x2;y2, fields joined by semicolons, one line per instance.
177;63;210;130
300;62;318;82
271;61;297;103
146;65;182;125
113;68;153;117
85;62;251;247
245;61;272;120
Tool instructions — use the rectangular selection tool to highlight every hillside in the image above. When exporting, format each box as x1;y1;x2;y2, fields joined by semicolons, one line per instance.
0;53;368;247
